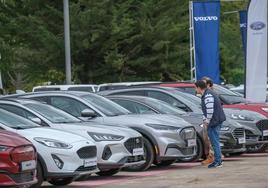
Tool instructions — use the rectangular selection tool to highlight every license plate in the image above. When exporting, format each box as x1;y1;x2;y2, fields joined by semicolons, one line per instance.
220;143;224;147
84;159;97;167
187;139;196;147
263;130;268;136
132;148;144;156
238;137;246;144
21;160;36;171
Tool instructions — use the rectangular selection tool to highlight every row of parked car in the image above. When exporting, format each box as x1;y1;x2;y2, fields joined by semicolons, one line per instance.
2;81;268;187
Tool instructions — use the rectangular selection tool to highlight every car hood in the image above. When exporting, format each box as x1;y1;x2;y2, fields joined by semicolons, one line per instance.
17;127;92;144
60;122;142;138
102;114;192;128
0;130;32;147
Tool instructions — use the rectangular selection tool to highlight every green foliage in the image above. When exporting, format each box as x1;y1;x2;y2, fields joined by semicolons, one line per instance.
0;0;249;92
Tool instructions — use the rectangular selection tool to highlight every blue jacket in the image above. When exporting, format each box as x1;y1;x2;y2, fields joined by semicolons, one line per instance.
201;89;226;127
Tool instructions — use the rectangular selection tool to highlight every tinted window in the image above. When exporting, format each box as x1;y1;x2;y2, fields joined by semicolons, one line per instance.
24;103;82;123
50;97;89;117
112;99;155;114
0;104;35;119
147;91;191;112
113;90;144;96
33;87;60;92
0;110;39;129
67;87;93;92
82;94;130;116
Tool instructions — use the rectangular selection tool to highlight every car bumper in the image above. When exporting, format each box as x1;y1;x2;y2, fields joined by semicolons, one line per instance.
0;170;37;187
96;137;145;170
37;141;98;178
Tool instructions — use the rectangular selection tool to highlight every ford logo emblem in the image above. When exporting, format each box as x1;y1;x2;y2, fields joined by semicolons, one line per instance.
250;21;266;30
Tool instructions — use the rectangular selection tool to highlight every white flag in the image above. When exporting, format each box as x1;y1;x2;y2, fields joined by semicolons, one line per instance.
246;0;267;102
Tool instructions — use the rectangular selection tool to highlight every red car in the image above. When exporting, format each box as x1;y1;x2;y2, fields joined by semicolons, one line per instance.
159;82;268;118
0;130;37;187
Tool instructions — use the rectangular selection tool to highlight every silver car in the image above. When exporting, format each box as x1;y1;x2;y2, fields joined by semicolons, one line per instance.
13;91;197;171
0;99;145;176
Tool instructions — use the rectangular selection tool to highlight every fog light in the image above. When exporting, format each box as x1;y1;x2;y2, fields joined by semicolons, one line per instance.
102;146;112;160
51;154;64;169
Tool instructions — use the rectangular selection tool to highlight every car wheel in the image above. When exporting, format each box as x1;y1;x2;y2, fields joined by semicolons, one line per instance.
125;137;154;171
96;168;120;176
155;159;176;167
30;161;43;188
180;136;203;162
48;177;73;186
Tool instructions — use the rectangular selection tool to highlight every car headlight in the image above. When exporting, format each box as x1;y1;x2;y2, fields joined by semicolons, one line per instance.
88;132;124;142
230;114;254;121
180;127;196;140
0;146;9;152
262;108;268;112
34;137;72;149
145;124;180;131
220;126;230;131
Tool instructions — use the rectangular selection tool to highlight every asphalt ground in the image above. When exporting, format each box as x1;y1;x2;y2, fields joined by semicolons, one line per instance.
42;150;268;188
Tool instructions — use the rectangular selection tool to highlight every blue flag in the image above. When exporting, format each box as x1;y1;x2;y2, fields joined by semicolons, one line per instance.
193;1;221;84
239;10;247;58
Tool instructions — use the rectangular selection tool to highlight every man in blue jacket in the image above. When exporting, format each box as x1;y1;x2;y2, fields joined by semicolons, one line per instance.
195;80;226;168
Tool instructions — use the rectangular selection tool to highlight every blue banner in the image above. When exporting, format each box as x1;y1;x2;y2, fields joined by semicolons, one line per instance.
239;10;247;58
193;1;220;84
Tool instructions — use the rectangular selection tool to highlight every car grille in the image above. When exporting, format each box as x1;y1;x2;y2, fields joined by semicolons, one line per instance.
232;128;245;139
181;147;195;155
77;146;97;159
127;155;145;163
9;171;35;183
245;130;259;140
76;165;97;172
256;120;268;140
124;137;143;153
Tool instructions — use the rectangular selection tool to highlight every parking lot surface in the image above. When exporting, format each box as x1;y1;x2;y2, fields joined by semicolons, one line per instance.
42;151;268;188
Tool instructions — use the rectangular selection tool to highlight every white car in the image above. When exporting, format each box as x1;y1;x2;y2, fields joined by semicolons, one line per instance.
0;99;145;176
0;109;98;187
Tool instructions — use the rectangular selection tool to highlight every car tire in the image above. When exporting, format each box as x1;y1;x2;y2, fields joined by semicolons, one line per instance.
180;136;203;162
48;177;74;186
125;137;154;171
96;168;120;176
155;159;176;167
30;161;43;188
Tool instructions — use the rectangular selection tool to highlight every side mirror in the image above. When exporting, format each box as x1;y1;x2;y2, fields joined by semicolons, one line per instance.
30;117;42;125
81;109;97;118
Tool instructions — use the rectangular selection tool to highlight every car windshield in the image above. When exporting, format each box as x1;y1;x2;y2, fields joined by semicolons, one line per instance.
145;98;186;115
213;85;247;104
0;110;39;129
24;103;82;123
82;94;131;116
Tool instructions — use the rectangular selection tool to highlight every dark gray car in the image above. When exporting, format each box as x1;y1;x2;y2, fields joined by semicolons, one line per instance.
99;87;248;155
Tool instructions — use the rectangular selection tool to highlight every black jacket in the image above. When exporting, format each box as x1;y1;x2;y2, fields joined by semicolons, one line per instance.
201;89;226;127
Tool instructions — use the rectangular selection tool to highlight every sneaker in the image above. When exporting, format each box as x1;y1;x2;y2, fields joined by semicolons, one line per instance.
202;154;214;165
208;161;223;168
